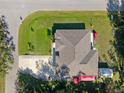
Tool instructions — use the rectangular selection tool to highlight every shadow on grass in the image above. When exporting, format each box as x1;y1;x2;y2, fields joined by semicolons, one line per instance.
52;23;85;35
114;29;124;56
47;28;52;36
98;62;109;68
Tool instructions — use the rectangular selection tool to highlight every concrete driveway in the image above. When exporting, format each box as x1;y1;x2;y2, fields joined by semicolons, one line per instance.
19;55;57;80
0;0;108;93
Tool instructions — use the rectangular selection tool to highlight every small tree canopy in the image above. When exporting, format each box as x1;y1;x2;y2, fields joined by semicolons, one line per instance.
0;15;14;76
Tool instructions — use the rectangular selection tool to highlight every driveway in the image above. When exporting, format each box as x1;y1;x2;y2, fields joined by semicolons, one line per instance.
0;0;108;93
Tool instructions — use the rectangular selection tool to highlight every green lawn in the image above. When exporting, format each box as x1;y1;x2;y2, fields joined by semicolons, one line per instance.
113;72;120;81
19;11;113;56
0;77;4;93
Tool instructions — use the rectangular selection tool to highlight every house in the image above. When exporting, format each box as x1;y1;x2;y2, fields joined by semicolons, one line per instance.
54;28;98;81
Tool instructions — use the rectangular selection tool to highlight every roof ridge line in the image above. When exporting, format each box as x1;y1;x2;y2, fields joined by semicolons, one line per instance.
74;30;90;47
68;30;91;66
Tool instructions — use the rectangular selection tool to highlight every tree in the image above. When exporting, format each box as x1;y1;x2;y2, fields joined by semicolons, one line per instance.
16;69;67;93
0;15;14;76
28;42;34;53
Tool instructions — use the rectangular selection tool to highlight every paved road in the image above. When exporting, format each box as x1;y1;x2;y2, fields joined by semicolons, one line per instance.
0;0;108;93
0;0;107;11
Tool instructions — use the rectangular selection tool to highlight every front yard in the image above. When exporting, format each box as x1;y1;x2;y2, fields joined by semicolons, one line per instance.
19;11;113;57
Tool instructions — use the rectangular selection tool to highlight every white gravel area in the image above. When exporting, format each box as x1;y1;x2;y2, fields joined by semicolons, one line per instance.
19;55;54;77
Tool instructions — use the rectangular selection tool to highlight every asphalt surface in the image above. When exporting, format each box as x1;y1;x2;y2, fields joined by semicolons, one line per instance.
0;0;108;93
0;0;107;11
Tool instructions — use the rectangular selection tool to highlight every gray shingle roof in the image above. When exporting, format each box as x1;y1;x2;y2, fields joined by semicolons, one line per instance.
80;50;96;64
55;29;98;76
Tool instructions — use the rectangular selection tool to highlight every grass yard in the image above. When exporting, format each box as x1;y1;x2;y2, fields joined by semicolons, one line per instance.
113;72;120;81
19;11;113;56
0;77;4;93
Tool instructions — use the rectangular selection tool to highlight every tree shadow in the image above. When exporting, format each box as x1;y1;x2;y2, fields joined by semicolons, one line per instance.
47;28;54;42
114;28;124;56
47;28;52;36
16;68;47;93
17;67;119;93
37;62;57;81
106;0;124;91
16;68;69;93
98;62;109;68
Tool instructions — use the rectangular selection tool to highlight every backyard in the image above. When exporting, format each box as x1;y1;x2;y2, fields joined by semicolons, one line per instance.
19;11;113;57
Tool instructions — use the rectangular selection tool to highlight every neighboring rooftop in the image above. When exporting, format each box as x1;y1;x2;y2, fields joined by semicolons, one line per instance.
55;28;98;77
